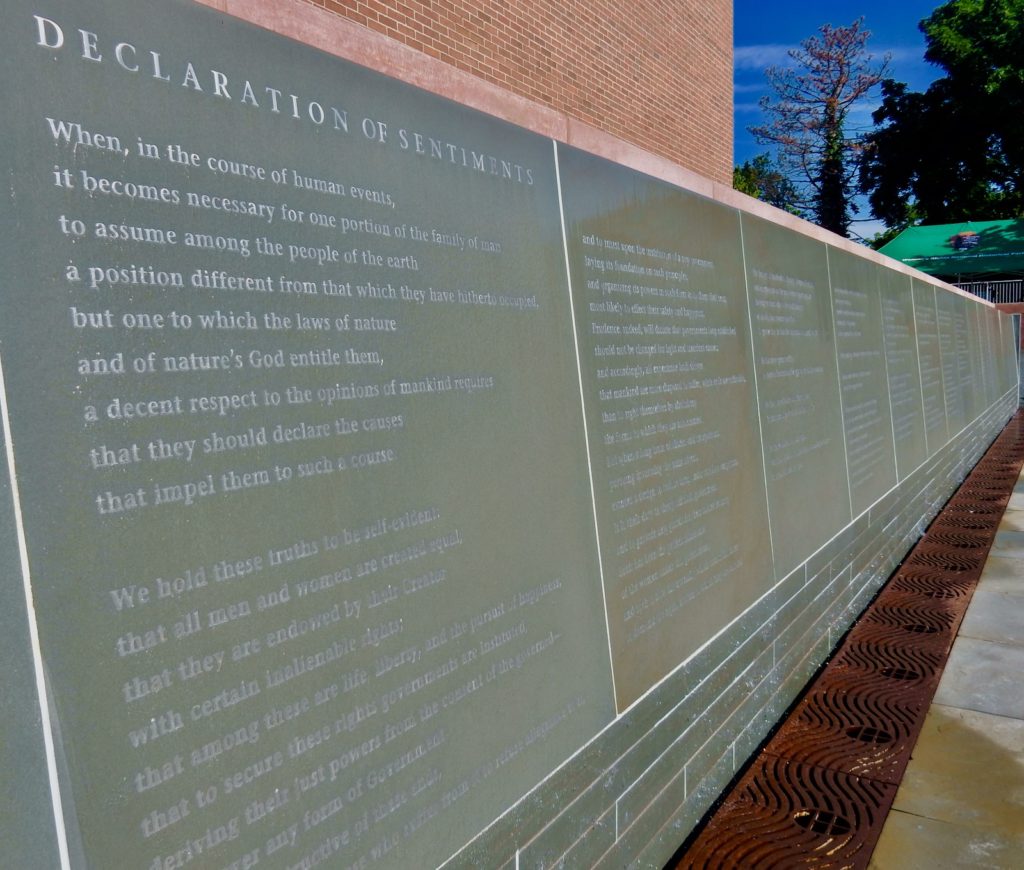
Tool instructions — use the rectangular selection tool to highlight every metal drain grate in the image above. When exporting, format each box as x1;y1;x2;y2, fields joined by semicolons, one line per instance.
966;475;1018;488
942;497;1007;511
832;641;944;686
675;757;897;869
863;598;959;635
904;546;986;574
843;620;954;655
674;410;1024;869
889;571;975;599
928;514;998;531
919;529;994;550
763;683;922;783
949;489;1009;504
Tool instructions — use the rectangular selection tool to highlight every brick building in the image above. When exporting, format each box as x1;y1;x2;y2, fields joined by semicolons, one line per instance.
219;0;734;183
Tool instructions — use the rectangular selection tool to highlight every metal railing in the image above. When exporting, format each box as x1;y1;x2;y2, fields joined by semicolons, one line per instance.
955;279;1024;304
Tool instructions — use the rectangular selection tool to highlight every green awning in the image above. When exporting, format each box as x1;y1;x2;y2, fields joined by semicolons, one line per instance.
878;219;1024;277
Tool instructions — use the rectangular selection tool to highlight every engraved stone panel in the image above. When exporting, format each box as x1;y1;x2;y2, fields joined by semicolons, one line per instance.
936;289;968;437
827;247;897;516
912;280;949;451
980;306;1000;402
992;308;1009;400
878;269;927;479
1000;312;1021;395
557;145;773;711
0;425;64;869
742;215;851;577
969;303;991;417
0;3;1019;869
0;3;615;867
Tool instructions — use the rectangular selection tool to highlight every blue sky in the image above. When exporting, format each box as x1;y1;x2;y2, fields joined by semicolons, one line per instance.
734;1;947;237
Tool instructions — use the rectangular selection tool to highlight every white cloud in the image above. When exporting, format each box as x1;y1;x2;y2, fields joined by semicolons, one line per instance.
847;100;882;116
734;43;922;75
874;45;921;64
734;44;793;70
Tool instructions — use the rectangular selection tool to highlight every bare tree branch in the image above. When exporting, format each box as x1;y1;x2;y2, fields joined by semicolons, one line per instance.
751;18;889;236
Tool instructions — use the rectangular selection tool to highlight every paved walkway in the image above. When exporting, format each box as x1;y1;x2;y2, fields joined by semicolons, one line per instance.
869;482;1024;867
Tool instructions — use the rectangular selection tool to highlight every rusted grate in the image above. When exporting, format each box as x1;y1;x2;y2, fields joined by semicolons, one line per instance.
919;529;994;550
943;502;1005;516
949;489;1010;504
862;597;959;634
928;513;998;531
672;411;1024;869
966;475;1018;488
841;620;955;657
675;757;897;869
763;680;926;783
889;569;975;600
904;546;986;574
831;640;944;687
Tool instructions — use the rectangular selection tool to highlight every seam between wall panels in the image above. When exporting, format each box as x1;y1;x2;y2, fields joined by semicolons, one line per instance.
933;289;952;447
794;363;1010;590
738;214;777;579
432;442;1016;870
878;276;901;483
910;280;932;458
825;247;855;521
553;139;618;712
0;352;72;870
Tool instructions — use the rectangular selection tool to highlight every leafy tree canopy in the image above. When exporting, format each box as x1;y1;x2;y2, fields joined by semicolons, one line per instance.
860;0;1024;228
732;154;803;215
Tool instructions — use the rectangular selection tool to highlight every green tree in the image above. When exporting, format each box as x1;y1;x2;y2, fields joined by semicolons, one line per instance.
751;19;888;237
860;0;1024;227
732;154;802;214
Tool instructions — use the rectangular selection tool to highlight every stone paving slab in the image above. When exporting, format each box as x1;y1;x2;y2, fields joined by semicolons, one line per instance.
870;812;1024;869
889;704;1024;833
871;467;1024;868
959;587;1024;647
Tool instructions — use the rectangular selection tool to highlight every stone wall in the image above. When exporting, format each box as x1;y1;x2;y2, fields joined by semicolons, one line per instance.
0;3;1017;869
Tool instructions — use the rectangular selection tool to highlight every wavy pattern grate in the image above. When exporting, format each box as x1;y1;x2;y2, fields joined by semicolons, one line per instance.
889;569;975;600
917;529;994;551
675;411;1024;869
676;758;896;869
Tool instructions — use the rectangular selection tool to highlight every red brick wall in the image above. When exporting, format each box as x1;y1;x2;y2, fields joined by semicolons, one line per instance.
302;0;733;184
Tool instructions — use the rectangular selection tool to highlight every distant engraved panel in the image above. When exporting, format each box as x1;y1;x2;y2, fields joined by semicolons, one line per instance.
828;247;896;516
0;2;616;867
999;313;1020;395
558;145;773;711
981;310;1000;406
973;305;989;409
981;307;1000;404
1010;314;1016;396
996;308;1012;397
936;289;967;436
878;270;927;479
998;310;1018;396
955;294;978;423
742;215;850;578
969;303;990;417
912;280;949;451
995;309;1011;399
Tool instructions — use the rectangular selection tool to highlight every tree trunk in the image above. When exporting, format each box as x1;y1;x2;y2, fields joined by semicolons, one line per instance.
815;103;849;236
